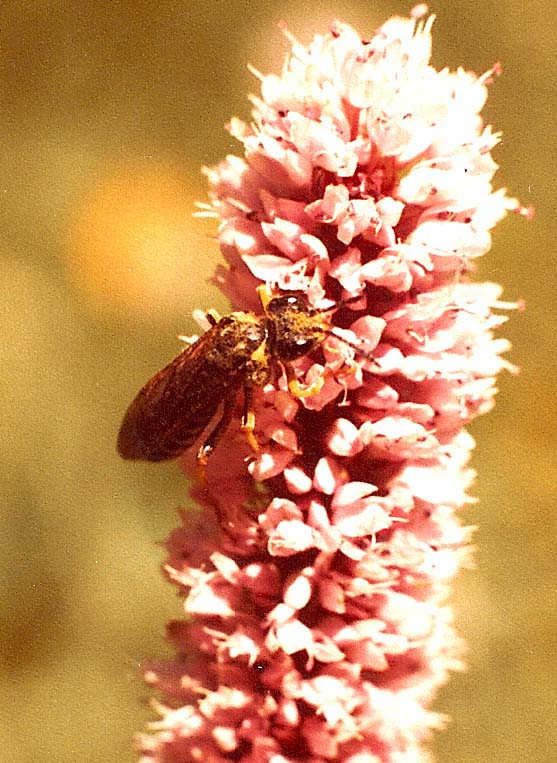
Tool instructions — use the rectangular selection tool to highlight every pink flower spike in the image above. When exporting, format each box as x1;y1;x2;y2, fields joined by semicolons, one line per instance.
138;9;529;763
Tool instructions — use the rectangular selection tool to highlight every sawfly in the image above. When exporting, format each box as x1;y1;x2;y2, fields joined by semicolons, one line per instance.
117;285;368;476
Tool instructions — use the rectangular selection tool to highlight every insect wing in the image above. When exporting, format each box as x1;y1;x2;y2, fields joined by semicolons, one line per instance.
117;326;225;462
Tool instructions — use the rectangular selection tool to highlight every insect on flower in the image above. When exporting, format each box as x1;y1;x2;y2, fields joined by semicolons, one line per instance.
117;285;370;478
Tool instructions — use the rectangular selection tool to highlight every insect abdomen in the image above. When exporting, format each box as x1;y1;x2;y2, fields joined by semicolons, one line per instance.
117;315;267;462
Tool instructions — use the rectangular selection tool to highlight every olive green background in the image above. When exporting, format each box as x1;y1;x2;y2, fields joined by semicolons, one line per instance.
1;2;554;762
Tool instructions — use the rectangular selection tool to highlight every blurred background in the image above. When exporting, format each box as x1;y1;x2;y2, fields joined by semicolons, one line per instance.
0;1;554;761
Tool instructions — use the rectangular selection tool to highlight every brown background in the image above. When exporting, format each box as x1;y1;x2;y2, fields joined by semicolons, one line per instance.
1;2;554;761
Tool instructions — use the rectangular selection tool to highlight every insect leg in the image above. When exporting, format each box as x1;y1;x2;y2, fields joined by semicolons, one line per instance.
241;386;260;453
194;397;239;530
197;395;237;478
284;362;325;399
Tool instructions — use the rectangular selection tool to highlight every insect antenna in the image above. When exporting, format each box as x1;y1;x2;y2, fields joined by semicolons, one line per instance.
313;294;365;315
314;294;378;363
324;327;378;362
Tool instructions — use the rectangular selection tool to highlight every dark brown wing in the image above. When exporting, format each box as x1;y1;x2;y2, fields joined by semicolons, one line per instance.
117;326;234;462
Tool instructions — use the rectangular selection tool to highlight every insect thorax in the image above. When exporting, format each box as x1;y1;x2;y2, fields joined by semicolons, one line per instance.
203;313;269;384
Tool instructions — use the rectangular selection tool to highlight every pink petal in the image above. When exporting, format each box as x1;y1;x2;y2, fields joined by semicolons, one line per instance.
283;465;313;494
313;456;349;495
326;418;364;457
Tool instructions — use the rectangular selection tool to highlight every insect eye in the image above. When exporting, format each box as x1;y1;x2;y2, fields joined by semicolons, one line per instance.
267;294;309;314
